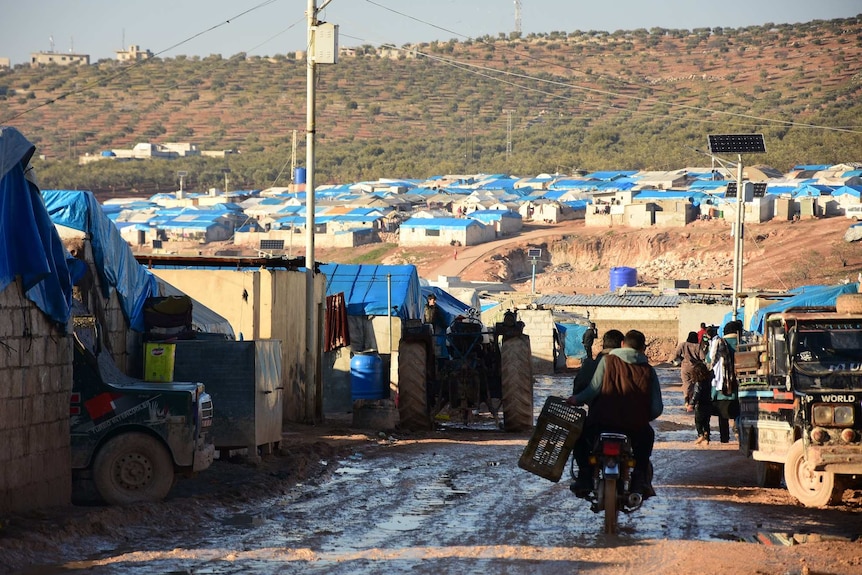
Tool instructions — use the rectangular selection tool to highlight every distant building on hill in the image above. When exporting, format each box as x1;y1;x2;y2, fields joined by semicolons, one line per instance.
30;51;89;67
116;45;153;63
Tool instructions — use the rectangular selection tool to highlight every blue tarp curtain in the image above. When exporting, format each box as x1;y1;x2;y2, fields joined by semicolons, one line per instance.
559;322;589;359
42;189;158;331
0;127;73;328
319;263;422;320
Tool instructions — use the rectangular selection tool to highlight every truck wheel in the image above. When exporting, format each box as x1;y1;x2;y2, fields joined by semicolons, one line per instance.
397;341;431;431
784;439;844;507
501;335;533;432
93;432;175;505
755;461;783;488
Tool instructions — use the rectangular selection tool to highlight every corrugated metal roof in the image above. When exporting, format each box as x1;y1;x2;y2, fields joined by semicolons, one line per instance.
534;293;680;307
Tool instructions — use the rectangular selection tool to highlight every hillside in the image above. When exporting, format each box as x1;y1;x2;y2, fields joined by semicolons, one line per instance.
1;16;861;192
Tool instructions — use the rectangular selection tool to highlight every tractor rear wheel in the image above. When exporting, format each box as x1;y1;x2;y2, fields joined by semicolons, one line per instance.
397;341;431;431
501;335;533;432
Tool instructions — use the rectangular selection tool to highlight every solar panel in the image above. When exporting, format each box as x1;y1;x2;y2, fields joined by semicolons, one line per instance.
725;182;737;198
259;239;285;251
707;134;766;154
752;183;767;198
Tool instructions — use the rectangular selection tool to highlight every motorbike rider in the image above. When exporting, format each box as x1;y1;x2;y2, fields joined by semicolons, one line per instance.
567;329;663;498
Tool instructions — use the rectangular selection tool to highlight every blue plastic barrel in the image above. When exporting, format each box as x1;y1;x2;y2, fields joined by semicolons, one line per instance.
294;166;307;184
610;266;637;293
350;351;386;401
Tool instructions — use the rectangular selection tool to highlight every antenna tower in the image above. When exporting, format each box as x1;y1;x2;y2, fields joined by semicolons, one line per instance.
514;0;522;35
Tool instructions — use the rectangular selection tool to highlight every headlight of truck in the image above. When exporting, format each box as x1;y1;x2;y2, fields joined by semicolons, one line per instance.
812;404;855;426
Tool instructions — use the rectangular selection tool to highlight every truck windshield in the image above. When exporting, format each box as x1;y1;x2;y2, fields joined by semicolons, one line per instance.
793;322;862;390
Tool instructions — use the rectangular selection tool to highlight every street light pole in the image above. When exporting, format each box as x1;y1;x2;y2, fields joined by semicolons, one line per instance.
706;134;766;325
731;155;743;322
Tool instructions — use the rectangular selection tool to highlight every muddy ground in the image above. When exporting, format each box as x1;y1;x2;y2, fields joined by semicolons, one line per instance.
1;369;860;574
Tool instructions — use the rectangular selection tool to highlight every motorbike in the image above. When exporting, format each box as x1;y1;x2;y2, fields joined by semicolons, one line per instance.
571;431;647;534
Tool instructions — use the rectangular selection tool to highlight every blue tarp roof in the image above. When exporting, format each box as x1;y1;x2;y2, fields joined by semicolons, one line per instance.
0;127;74;329
548;179;595;190
42;189;158;331
688;180;729;190
401;217;484;229
748;283;860;334
832;185;862;198
584;171;638;181
319;263;422;320
468;210;520;223
793;164;832;171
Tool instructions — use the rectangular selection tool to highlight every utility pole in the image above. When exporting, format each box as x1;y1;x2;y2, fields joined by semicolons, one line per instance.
290;129;297;183
305;0;337;422
305;0;319;424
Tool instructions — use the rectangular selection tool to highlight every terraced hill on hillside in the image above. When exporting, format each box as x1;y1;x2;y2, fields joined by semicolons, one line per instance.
1;16;861;192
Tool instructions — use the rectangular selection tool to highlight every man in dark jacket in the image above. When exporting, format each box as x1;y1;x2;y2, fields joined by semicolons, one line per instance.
581;322;598;360
568;329;663;497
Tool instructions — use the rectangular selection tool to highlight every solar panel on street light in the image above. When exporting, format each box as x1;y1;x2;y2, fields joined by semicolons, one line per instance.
707;134;766;154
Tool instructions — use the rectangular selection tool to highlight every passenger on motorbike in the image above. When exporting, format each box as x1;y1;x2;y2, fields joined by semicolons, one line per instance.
567;329;664;498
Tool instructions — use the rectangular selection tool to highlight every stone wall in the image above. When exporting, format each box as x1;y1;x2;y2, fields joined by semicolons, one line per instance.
0;280;72;513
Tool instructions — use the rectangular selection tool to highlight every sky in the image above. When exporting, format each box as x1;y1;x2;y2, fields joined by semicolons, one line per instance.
1;0;860;66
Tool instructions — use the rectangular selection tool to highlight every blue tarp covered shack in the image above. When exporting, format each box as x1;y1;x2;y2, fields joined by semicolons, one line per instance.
0;127;74;328
319;263;422;320
41;189;158;332
748;283;860;334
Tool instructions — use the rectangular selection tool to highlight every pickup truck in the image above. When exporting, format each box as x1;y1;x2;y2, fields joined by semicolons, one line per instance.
71;319;215;505
736;293;862;507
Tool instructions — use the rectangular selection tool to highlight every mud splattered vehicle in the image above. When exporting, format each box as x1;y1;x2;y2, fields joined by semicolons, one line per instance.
71;317;215;505
736;292;862;507
397;309;533;432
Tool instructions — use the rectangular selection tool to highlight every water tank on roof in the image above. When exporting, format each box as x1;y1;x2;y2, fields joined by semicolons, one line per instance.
610;266;637;293
294;167;306;184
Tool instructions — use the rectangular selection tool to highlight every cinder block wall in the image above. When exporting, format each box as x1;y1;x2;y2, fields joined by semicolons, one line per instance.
518;308;556;375
0;280;73;513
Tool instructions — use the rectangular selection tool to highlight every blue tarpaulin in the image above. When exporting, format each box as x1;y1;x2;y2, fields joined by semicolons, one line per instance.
0;127;74;328
319;263;422;320
41;189;158;331
748;283;860;334
558;322;589;359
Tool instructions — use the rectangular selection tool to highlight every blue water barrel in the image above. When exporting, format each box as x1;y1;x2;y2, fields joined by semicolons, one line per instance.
610;266;637;293
294;166;307;184
350;351;386;401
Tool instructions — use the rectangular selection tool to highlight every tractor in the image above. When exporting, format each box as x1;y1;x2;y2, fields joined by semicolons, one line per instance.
397;309;534;432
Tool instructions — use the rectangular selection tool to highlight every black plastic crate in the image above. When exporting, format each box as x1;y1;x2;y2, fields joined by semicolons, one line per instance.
518;396;585;482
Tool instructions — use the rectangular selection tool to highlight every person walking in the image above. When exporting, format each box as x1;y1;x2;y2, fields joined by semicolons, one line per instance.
706;321;741;443
673;331;706;414
581;322;598;361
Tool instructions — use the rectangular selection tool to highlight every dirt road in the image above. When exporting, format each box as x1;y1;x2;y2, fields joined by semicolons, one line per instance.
2;368;860;574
